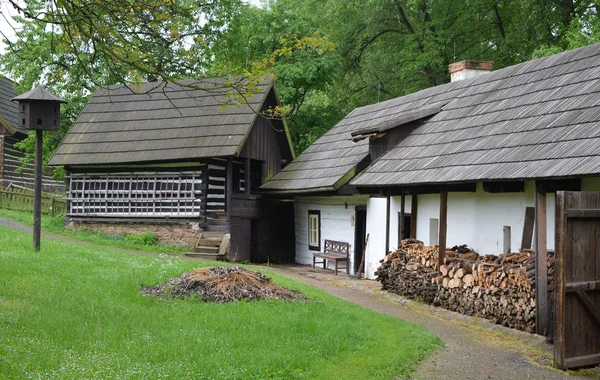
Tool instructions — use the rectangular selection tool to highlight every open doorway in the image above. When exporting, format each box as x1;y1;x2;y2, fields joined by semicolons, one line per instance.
398;212;411;244
354;206;367;274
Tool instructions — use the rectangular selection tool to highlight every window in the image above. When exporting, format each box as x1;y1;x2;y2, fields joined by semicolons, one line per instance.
308;210;321;251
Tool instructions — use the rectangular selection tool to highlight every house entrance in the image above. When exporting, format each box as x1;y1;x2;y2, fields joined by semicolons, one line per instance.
354;206;367;274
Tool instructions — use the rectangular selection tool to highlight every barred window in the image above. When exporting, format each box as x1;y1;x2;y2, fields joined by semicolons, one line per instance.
67;171;203;217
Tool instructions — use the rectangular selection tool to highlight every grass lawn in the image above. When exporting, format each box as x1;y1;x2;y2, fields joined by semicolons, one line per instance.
0;224;441;379
0;209;185;254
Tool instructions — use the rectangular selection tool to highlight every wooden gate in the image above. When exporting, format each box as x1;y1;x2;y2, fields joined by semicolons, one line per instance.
555;191;600;369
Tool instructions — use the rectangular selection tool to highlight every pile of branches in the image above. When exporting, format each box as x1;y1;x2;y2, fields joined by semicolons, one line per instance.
377;241;555;333
142;266;308;303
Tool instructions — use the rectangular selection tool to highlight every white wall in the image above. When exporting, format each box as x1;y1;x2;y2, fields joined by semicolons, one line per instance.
294;195;368;274
365;197;387;279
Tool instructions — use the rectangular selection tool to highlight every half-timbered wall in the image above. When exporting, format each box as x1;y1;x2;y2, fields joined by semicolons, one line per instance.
67;170;204;217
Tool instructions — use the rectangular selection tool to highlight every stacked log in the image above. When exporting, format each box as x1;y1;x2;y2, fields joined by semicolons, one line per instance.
376;241;555;333
375;248;438;304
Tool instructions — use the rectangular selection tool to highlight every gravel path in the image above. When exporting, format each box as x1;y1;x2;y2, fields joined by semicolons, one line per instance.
1;216;596;379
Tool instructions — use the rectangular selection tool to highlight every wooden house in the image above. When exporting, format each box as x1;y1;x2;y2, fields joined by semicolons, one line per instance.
263;43;600;280
48;77;295;261
0;77;59;191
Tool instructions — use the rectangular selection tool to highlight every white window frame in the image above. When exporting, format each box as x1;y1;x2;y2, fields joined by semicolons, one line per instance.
308;210;320;251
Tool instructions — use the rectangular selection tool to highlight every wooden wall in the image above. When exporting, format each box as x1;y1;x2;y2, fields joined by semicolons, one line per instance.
1;135;61;191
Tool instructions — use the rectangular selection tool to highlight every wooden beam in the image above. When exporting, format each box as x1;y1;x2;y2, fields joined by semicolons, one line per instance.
437;192;448;270
226;159;233;221
399;189;405;245
535;186;548;337
520;207;535;250
385;191;391;254
536;178;581;192
410;195;418;238
482;181;524;193
244;158;251;194
554;191;566;369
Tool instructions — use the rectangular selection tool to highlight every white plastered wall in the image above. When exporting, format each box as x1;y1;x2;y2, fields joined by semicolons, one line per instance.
294;195;368;274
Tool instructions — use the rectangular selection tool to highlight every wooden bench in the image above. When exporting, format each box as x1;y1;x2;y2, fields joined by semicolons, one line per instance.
312;239;350;275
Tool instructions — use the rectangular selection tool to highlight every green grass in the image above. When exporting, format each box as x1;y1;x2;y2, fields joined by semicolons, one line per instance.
0;209;185;254
0;225;441;379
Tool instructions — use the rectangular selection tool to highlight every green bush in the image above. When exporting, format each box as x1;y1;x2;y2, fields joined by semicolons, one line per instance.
124;230;158;246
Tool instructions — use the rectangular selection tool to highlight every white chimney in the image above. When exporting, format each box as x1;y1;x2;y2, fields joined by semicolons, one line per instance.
449;60;494;82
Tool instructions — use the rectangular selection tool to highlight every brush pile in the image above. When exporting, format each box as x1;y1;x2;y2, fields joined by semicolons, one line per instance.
376;240;555;333
142;266;308;303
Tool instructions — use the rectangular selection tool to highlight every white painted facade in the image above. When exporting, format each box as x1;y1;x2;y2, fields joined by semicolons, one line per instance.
294;195;369;274
362;178;600;279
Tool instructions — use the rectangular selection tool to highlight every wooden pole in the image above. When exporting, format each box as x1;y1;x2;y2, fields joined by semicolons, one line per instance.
33;130;42;251
399;189;405;245
437;191;448;270
357;233;369;280
535;185;549;336
244;158;251;194
385;191;391;254
410;195;418;238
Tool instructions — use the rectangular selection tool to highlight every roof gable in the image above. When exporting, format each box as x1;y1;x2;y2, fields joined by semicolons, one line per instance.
49;77;277;166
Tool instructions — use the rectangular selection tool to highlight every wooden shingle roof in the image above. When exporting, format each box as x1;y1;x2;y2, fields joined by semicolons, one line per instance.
351;43;600;187
49;77;274;166
0;77;22;135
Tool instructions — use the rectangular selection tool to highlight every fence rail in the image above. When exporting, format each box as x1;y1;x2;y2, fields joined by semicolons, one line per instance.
0;187;66;216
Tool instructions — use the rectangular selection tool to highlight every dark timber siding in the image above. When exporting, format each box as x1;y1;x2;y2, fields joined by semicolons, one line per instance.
240;116;283;181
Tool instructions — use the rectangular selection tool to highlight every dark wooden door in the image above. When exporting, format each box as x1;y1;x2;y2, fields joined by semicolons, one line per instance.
354;207;367;274
555;191;600;369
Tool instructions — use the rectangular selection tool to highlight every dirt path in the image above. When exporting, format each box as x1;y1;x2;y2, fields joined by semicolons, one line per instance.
1;217;596;379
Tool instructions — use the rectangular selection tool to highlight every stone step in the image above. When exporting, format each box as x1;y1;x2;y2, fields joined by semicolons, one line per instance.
194;245;220;254
185;252;225;261
205;212;228;220
202;232;226;239
205;224;228;232
197;238;221;247
206;218;227;225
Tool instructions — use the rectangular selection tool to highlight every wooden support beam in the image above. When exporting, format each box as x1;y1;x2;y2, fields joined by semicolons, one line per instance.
226;159;233;221
410;195;418;238
554;191;566;369
482;181;525;193
535;186;549;337
437;192;448;270
399;189;405;245
385;191;391;254
244;158;251;194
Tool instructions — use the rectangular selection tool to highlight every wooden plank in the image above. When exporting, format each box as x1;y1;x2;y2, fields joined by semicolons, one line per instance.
399;189;405;244
520;207;535;250
566;209;600;218
410;195;418;238
565;280;600;292
554;191;567;369
385;192;391;254
535;187;548;336
564;353;600;369
437;191;448;270
574;291;600;325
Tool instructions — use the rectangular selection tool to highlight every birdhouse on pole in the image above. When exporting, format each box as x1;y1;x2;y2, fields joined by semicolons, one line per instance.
11;87;67;131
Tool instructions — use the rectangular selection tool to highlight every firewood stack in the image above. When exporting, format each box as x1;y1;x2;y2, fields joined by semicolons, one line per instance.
375;247;438;304
376;240;555;333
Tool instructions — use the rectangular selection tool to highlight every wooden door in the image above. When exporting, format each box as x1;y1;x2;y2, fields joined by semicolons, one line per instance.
555;191;600;369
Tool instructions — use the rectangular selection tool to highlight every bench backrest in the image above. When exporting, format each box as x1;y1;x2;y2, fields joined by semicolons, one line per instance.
324;239;350;257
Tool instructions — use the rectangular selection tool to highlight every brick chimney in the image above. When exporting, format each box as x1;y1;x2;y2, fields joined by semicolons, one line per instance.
448;60;494;82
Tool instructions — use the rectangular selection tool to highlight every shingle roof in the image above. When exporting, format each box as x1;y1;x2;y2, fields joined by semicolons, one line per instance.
0;77;23;134
351;43;600;186
12;87;67;103
49;77;274;166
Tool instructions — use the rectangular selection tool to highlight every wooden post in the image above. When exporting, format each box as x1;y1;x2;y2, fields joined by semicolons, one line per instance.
385;191;391;254
33;130;42;251
244;158;251;194
535;185;548;336
520;207;535;250
554;191;566;369
410;195;418;238
226;159;233;221
437;191;448;269
399;189;405;245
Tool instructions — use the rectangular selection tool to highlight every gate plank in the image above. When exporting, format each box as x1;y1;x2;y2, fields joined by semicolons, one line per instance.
574;291;600;325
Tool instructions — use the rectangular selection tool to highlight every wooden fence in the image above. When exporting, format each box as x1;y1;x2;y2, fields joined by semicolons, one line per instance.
0;186;66;216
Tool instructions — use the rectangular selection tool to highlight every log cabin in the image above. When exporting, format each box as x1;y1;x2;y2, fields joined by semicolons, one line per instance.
0;77;60;191
48;77;295;261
